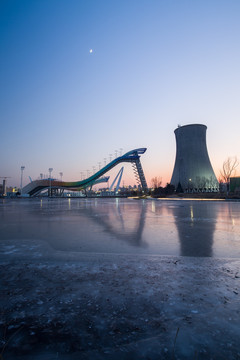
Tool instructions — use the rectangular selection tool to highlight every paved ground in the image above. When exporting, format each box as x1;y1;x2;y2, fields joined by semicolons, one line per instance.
1;254;240;359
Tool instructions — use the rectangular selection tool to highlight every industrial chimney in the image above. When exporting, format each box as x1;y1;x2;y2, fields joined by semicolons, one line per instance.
170;124;219;192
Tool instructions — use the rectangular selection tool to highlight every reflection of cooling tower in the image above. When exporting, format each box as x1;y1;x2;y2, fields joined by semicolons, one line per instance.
171;124;219;192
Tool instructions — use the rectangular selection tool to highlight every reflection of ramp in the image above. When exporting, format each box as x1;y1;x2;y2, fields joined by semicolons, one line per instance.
23;148;148;196
84;200;147;247
45;199;148;250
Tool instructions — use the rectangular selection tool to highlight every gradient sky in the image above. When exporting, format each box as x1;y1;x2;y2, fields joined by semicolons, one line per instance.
1;0;240;188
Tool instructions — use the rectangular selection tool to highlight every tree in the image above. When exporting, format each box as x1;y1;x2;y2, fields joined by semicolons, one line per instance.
164;183;175;195
219;157;239;184
151;176;162;189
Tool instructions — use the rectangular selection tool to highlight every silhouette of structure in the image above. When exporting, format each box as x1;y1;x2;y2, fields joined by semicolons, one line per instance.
170;124;219;192
22;148;148;196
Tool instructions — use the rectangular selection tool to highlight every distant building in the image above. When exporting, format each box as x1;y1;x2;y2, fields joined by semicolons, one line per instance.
171;124;219;192
230;177;240;193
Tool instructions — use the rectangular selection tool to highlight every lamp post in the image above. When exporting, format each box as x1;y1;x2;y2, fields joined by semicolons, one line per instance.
20;166;25;194
59;172;63;181
49;168;53;197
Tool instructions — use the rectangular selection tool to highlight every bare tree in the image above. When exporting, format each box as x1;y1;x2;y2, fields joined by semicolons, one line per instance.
219;157;239;183
151;176;162;189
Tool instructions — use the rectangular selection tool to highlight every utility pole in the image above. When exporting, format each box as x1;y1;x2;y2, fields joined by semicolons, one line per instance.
20;166;25;194
48;168;53;197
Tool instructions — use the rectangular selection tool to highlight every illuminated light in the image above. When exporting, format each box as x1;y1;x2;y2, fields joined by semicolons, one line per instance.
190;205;194;221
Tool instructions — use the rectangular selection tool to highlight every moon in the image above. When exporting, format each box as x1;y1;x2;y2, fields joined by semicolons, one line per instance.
89;49;93;53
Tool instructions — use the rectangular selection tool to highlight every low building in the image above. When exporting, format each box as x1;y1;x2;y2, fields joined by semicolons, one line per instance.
230;177;240;193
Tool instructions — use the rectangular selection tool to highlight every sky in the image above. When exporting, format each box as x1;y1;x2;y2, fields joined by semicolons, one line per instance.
1;0;240;189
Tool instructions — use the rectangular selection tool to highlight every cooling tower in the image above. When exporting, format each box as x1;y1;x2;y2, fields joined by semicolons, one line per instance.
170;124;219;192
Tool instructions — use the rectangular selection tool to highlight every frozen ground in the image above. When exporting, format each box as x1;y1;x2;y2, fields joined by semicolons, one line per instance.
0;199;240;359
1;254;240;359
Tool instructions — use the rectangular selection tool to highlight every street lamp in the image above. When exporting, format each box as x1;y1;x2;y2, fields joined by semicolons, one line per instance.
20;166;25;194
49;168;53;197
59;172;63;181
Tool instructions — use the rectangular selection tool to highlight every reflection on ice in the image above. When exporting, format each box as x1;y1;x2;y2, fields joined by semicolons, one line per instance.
0;198;240;259
169;203;217;257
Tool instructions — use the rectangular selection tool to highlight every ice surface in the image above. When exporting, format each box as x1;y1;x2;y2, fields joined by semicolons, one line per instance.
0;198;240;359
1;198;240;259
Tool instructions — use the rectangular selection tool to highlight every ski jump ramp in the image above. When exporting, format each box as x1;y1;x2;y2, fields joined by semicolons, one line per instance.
22;148;148;196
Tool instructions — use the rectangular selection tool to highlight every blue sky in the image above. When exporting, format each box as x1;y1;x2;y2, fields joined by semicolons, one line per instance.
1;0;240;188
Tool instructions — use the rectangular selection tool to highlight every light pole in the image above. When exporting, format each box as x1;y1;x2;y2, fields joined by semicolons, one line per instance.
59;172;63;181
49;168;53;197
20;166;25;194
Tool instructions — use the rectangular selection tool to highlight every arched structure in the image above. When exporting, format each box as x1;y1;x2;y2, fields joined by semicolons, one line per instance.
170;124;219;192
22;148;148;196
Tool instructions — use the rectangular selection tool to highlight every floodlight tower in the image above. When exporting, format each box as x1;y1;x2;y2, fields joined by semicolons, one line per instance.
170;124;219;192
20;166;25;194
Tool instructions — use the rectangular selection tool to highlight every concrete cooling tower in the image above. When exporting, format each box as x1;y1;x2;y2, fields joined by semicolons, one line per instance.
170;124;219;192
